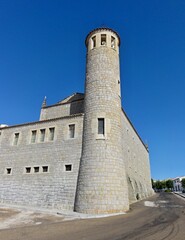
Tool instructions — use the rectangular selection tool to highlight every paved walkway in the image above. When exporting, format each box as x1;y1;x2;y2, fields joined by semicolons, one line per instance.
0;203;125;230
1;193;185;240
0;192;185;240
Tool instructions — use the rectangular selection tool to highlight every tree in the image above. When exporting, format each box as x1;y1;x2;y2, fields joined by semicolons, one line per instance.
155;180;163;190
151;178;155;189
154;180;166;191
181;178;185;189
165;179;173;190
161;180;166;189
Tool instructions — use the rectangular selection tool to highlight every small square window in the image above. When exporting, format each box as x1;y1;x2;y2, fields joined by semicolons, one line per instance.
25;167;31;173
13;133;19;145
34;167;39;173
42;166;48;172
65;164;72;172
69;124;75;138
6;168;12;174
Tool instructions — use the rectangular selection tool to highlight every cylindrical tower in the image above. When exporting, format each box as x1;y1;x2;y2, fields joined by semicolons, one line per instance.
75;28;129;214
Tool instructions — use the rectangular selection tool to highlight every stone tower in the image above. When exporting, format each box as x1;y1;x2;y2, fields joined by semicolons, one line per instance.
74;28;129;214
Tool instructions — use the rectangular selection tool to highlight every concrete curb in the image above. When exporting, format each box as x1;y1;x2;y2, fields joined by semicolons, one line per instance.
0;203;126;220
173;192;185;199
56;211;126;219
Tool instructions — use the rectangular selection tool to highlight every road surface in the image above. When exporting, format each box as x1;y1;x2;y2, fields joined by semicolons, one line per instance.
1;192;185;240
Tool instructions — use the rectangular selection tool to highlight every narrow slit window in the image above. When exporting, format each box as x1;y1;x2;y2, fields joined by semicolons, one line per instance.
69;124;75;138
49;127;55;141
42;166;48;172
101;34;106;46
34;167;39;173
13;133;19;145
92;36;96;48
98;118;105;135
111;36;116;48
40;129;45;142
65;164;72;172
6;168;12;174
31;130;37;143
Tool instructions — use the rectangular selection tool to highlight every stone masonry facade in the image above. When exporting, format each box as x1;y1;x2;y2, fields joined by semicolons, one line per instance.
0;28;153;214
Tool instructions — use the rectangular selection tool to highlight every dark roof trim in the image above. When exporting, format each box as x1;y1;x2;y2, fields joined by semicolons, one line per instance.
122;108;149;152
0;113;84;130
57;92;84;104
42;97;84;109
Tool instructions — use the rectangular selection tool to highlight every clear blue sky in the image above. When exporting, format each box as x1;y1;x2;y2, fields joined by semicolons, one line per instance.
0;0;185;180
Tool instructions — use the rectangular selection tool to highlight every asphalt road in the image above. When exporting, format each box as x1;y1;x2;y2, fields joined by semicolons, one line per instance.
1;192;185;240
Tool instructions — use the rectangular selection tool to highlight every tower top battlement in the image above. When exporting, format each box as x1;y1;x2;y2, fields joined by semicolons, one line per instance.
85;27;120;53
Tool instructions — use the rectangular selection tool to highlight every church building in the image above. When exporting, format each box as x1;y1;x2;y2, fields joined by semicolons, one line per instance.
0;28;153;214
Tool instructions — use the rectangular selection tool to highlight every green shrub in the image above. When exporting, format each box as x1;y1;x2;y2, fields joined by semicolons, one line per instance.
164;189;171;192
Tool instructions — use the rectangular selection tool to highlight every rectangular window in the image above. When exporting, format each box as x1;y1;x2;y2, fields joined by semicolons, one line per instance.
69;124;75;138
13;133;19;145
42;166;48;172
34;166;39;173
111;36;116;48
98;118;105;135
25;167;31;173
49;127;55;141
65;164;72;172
6;168;12;174
31;130;37;143
40;129;45;142
92;36;96;48
101;34;106;46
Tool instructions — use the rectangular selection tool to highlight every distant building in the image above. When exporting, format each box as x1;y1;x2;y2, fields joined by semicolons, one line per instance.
0;124;8;128
172;176;185;192
0;28;154;214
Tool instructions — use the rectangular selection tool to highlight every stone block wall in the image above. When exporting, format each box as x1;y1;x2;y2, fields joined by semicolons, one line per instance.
40;100;84;121
121;110;153;203
0;114;83;210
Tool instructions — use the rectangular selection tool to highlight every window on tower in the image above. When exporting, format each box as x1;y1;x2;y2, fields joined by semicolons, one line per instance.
92;36;96;48
101;34;106;46
111;36;116;48
98;118;105;135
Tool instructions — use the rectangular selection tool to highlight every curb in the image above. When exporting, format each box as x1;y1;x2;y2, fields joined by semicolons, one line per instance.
173;192;185;199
